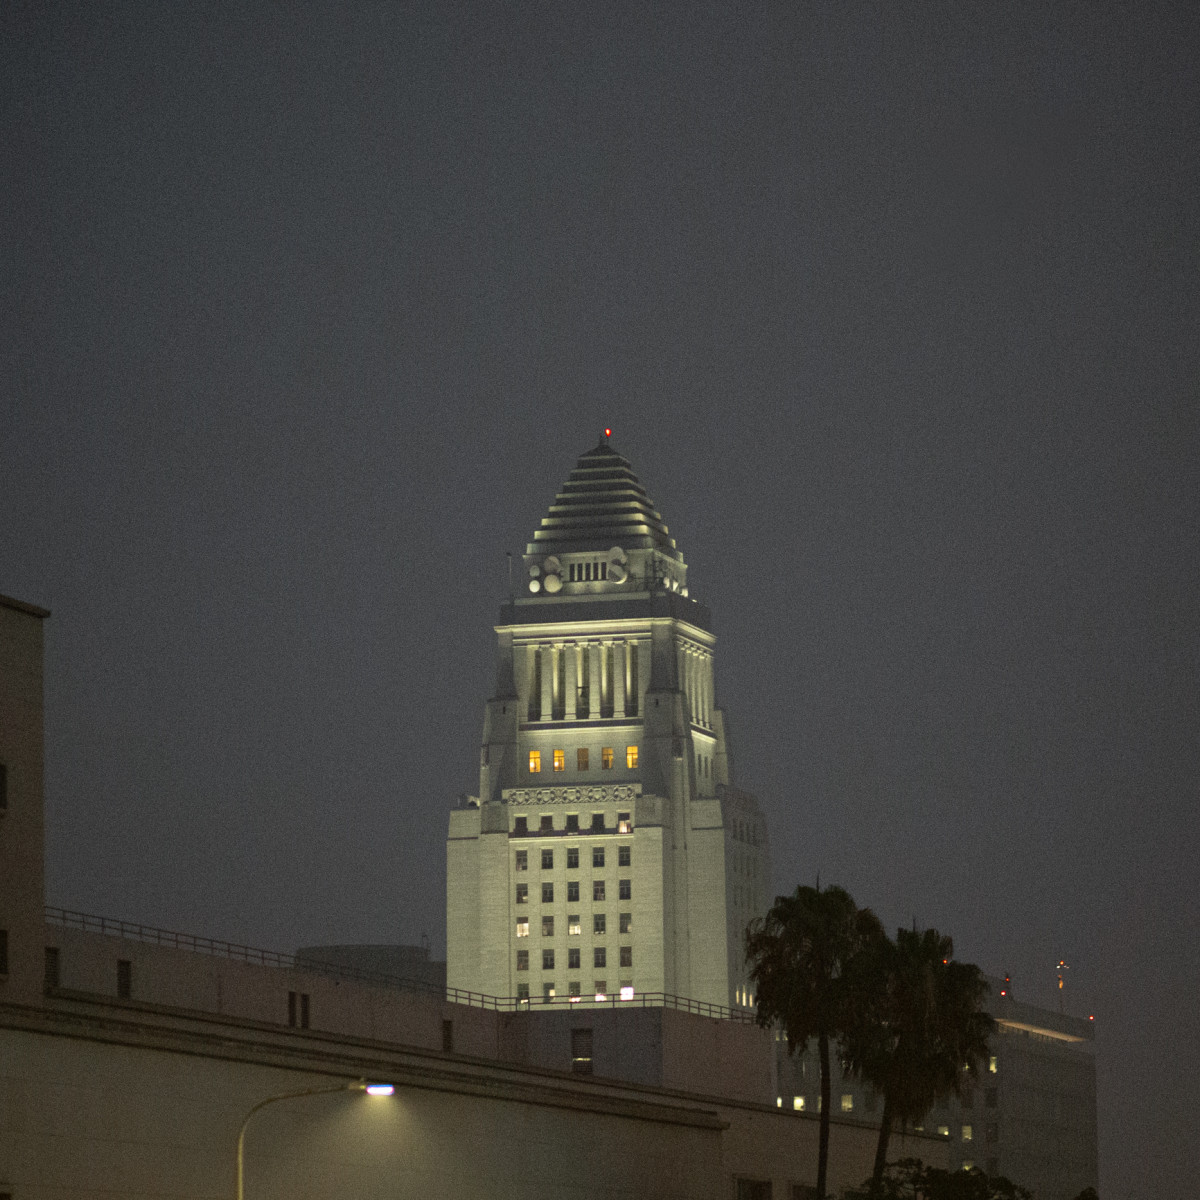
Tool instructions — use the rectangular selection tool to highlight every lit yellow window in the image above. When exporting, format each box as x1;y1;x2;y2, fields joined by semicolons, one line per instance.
553;749;565;772
793;1096;805;1111
841;1095;854;1113
528;751;541;773
577;747;589;770
988;1056;998;1074
962;1125;973;1142
626;745;638;769
601;747;614;769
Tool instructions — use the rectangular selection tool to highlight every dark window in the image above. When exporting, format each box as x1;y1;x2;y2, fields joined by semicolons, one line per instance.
985;1123;998;1143
517;983;529;1000
736;1181;772;1200
288;990;297;1025
961;1086;974;1109
442;1019;454;1052
568;881;580;902
300;993;310;1028
619;913;632;934
44;946;60;989
620;946;632;967
0;762;7;809
618;845;631;866
591;812;606;830
566;814;579;832
985;1088;998;1108
540;814;554;832
516;883;528;904
592;846;605;868
542;949;555;970
567;847;579;868
568;948;581;969
517;950;529;970
619;879;632;900
541;849;553;869
117;959;132;999
569;980;581;997
577;749;588;770
593;880;605;901
594;947;606;968
0;928;7;975
541;883;554;903
515;850;527;871
571;1027;594;1075
514;816;527;835
594;914;606;934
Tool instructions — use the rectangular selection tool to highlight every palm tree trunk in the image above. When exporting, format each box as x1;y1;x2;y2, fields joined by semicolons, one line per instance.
870;1091;894;1197
818;1030;831;1200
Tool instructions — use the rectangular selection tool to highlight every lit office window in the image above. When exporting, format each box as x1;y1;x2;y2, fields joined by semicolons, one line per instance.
988;1056;998;1074
962;1125;973;1142
568;915;581;935
620;985;634;1000
937;1126;950;1137
617;812;632;833
594;982;607;1000
793;1097;806;1111
626;745;638;769
515;919;529;937
529;751;541;773
841;1095;854;1113
553;749;565;772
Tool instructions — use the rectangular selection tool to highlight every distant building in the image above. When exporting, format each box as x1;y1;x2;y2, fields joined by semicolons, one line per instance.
447;436;771;1010
773;975;1098;1200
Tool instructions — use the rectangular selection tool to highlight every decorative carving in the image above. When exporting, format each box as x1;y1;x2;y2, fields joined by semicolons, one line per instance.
503;784;640;806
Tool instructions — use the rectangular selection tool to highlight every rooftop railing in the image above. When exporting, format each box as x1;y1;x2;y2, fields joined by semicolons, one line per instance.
44;905;755;1022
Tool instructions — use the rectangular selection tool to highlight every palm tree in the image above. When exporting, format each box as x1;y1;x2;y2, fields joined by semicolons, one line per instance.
745;884;885;1200
842;926;996;1197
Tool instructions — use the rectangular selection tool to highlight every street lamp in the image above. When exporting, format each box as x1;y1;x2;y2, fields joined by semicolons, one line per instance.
235;1077;394;1200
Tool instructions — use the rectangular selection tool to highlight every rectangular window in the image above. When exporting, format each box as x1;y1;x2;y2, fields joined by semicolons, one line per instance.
594;913;606;934
626;745;638;768
594;947;607;968
540;814;554;832
567;847;579;868
988;1055;998;1074
541;883;554;903
567;881;579;902
568;915;581;935
793;1096;806;1111
517;983;530;1000
962;1125;973;1142
591;812;606;831
517;950;529;971
529;751;541;773
45;946;60;989
841;1094;854;1113
0;762;7;809
619;913;632;934
117;959;132;999
735;1180;772;1200
514;816;527;835
601;747;614;769
542;950;555;970
619;946;632;968
593;880;606;901
515;850;527;871
516;919;529;937
619;879;631;900
568;948;581;969
553;749;565;772
542;916;554;936
0;929;7;975
566;814;579;833
543;982;555;999
937;1125;950;1137
442;1019;454;1052
618;845;631;866
594;980;607;998
592;847;605;868
541;849;553;870
300;993;310;1028
617;811;631;833
571;1027;594;1075
516;884;528;904
577;748;589;770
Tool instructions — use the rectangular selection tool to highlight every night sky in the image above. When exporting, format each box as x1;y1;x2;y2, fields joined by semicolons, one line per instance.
3;4;1197;1196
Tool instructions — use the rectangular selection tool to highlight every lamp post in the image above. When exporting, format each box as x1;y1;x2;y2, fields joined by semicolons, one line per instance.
235;1077;394;1200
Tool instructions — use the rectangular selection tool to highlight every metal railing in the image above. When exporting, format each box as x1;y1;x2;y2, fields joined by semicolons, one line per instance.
44;905;755;1022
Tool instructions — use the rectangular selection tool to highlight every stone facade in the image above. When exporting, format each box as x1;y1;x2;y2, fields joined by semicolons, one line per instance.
447;438;771;1009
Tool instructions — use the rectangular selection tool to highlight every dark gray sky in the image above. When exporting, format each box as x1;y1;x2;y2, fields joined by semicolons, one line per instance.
3;4;1197;1196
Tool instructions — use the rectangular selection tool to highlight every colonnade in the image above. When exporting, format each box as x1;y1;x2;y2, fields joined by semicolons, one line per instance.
678;643;713;729
525;640;644;722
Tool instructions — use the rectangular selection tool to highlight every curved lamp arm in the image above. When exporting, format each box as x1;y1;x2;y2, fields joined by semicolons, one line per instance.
236;1079;366;1200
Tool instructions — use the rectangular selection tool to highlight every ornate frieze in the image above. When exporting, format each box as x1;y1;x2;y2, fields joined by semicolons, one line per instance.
502;784;640;806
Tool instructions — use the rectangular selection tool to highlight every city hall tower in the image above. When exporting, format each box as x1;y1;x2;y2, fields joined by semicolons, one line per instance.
447;435;769;1009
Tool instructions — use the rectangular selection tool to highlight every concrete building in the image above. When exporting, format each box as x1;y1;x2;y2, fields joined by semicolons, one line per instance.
773;976;1098;1200
1;591;936;1197
447;436;771;1010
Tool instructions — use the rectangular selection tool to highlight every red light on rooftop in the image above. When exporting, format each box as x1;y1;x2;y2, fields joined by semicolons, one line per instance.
604;427;612;438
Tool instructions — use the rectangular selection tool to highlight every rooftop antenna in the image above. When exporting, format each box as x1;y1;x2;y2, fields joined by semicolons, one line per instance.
1056;959;1069;1012
506;551;513;604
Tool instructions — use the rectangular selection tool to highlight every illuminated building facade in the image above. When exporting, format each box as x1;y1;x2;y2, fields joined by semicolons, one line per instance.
447;436;770;1008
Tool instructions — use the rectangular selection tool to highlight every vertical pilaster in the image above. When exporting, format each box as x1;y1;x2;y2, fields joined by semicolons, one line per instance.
613;641;626;719
564;642;578;720
540;644;554;721
589;643;602;718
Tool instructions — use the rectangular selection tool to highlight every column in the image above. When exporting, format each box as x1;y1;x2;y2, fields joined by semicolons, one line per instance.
541;645;554;722
613;641;626;719
564;643;578;721
589;643;602;718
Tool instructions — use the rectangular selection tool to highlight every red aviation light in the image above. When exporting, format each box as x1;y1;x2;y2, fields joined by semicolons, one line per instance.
604;427;612;438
